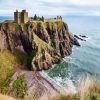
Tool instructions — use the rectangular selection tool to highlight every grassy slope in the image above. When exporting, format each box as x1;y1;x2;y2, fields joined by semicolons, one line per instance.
0;49;27;94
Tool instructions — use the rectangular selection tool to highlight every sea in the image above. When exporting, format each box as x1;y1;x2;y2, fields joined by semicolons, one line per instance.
0;16;100;93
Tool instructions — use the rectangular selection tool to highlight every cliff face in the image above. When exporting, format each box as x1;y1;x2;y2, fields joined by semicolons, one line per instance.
0;21;79;70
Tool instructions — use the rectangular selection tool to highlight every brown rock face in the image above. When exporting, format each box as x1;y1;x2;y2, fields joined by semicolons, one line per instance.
0;21;79;70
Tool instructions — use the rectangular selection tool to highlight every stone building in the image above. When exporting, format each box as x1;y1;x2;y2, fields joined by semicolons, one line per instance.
14;10;28;24
14;10;62;23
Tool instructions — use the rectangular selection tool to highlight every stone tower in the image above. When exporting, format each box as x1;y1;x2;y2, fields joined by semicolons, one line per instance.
21;10;28;23
14;10;21;24
14;9;28;24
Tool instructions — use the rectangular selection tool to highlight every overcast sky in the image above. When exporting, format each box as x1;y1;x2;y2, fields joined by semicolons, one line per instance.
0;0;100;17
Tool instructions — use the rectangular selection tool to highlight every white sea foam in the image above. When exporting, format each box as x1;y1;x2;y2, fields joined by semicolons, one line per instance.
40;71;77;94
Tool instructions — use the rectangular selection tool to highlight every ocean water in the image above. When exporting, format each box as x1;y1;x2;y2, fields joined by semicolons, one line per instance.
0;16;100;92
45;16;100;92
0;16;13;22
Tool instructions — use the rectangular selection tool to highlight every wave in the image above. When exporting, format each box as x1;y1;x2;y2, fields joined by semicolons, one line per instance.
40;71;77;94
41;68;98;95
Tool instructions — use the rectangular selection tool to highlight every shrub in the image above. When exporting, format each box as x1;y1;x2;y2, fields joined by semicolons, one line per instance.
41;16;44;22
34;14;38;20
13;49;28;66
85;85;100;100
0;68;15;94
12;75;27;98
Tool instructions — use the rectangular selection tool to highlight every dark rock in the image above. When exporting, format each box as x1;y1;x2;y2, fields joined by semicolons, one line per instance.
74;35;86;41
79;35;88;38
73;37;81;46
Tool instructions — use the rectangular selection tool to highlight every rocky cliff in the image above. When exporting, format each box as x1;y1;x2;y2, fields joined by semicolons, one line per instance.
0;20;80;99
0;20;79;71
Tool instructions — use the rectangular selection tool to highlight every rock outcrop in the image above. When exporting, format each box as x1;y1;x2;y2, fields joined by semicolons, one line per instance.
74;35;86;42
0;21;79;70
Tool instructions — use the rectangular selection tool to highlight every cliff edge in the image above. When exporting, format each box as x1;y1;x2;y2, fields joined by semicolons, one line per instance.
0;20;79;71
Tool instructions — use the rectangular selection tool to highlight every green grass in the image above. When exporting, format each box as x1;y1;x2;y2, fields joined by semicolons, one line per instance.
0;58;3;68
12;75;27;98
13;49;28;66
0;68;15;94
33;32;47;53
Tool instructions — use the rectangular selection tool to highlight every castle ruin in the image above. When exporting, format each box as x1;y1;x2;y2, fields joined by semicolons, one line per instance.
14;9;62;24
14;10;28;24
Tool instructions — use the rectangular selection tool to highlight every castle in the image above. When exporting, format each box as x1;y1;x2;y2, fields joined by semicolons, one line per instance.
14;10;28;24
14;9;62;24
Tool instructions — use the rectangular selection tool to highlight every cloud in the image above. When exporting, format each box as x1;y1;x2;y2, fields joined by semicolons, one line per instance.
0;0;100;16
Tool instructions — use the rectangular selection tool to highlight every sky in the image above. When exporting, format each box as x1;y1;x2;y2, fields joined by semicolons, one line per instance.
0;0;100;17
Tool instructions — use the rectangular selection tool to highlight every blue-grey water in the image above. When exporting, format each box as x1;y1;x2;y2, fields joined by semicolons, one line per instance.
46;16;100;92
0;16;100;92
0;16;13;22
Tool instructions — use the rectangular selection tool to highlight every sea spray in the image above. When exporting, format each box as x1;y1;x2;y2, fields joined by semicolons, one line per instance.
40;71;77;94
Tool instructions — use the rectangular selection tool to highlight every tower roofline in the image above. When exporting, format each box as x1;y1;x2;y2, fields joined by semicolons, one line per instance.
22;9;26;12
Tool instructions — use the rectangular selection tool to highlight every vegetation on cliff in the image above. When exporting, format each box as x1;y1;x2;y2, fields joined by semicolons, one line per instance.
0;20;81;99
12;75;27;98
0;20;79;71
0;49;27;94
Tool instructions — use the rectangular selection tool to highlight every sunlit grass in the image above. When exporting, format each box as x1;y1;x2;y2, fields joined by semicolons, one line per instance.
0;49;27;94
